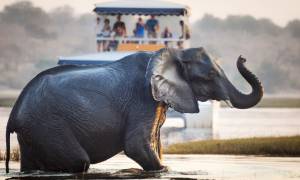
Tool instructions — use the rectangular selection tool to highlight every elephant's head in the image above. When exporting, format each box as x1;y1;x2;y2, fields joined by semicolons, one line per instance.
146;47;263;113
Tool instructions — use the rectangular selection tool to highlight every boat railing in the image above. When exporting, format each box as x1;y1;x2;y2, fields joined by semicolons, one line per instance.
96;36;184;45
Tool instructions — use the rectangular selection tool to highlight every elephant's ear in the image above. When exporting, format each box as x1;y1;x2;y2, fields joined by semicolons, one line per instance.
149;48;199;113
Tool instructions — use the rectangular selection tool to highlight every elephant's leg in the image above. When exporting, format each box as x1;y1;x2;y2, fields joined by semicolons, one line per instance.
124;103;167;171
51;143;90;173
124;136;163;171
23;122;91;173
59;150;90;173
18;134;40;172
47;132;90;172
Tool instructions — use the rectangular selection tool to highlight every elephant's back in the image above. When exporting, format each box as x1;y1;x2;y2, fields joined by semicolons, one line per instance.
7;70;56;132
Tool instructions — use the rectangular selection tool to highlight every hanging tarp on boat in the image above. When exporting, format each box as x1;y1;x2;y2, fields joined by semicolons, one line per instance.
93;0;189;16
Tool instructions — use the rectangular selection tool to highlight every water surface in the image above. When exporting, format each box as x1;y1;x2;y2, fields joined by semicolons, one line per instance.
1;154;300;179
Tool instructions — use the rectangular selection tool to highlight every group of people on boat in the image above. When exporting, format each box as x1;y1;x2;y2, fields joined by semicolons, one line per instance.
95;15;190;52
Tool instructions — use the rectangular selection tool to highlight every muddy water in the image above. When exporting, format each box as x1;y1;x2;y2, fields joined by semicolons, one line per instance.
1;154;300;179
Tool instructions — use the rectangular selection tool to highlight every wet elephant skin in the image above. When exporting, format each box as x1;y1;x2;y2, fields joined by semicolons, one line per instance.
6;47;263;173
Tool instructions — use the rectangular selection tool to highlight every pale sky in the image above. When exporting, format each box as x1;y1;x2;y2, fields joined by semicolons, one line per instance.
1;0;300;26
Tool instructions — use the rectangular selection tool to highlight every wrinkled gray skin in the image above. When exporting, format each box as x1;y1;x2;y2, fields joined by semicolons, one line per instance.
6;47;263;173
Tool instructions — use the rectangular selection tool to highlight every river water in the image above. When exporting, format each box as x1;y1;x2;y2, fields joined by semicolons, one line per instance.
1;154;300;179
1;107;300;179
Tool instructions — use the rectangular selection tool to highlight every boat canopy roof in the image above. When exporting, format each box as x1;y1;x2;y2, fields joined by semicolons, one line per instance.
94;0;190;16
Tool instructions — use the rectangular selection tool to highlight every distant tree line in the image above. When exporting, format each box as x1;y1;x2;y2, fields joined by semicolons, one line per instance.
0;1;95;88
0;1;300;95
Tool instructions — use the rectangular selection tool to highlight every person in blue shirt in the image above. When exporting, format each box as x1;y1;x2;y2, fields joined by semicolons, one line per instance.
133;17;145;38
145;15;159;38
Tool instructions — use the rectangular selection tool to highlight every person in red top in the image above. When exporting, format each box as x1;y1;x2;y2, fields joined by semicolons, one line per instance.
113;14;126;37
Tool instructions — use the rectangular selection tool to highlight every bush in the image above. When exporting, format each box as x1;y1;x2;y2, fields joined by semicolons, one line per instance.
165;136;300;156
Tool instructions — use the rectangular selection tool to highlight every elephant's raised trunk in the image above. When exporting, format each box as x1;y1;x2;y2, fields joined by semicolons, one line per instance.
226;56;263;109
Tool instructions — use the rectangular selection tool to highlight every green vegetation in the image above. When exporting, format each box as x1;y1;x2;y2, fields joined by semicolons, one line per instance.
0;90;19;107
164;136;300;156
221;97;300;108
0;148;20;161
255;97;300;108
0;97;16;107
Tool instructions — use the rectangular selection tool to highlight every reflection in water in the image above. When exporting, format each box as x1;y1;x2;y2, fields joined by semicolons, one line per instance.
1;155;300;179
1;168;204;179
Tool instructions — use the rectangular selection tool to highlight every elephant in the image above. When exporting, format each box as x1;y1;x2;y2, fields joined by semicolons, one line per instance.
6;47;263;173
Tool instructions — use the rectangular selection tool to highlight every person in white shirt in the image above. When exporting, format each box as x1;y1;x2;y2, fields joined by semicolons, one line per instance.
101;18;111;51
95;17;104;52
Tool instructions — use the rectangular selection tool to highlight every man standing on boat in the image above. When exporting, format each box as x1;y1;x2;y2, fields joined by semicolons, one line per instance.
113;14;127;37
146;15;160;41
95;17;104;52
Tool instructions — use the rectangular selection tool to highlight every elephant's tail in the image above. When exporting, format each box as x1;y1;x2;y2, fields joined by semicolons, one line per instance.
6;127;10;173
